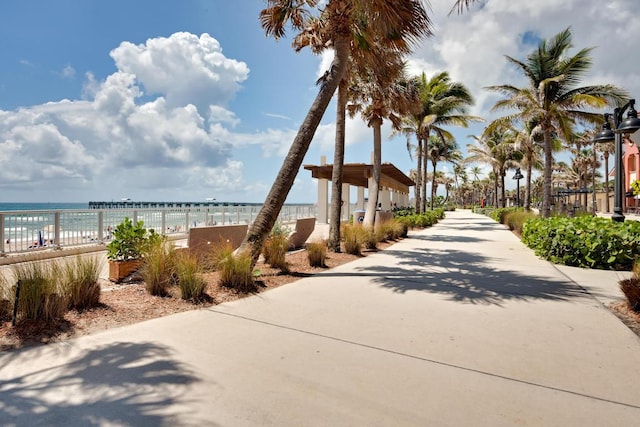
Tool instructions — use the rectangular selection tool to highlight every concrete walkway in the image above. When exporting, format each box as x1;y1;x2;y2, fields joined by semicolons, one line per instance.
1;210;639;426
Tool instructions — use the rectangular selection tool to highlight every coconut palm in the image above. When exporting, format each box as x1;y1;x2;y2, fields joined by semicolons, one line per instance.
237;0;432;266
400;71;480;212
485;28;627;217
427;135;462;209
349;57;420;227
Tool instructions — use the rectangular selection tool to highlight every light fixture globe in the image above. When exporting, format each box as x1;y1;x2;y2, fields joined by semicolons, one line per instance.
615;99;640;134
593;113;615;143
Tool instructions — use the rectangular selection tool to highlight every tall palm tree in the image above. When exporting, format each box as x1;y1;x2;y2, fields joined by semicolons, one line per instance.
485;28;626;217
427;135;462;209
400;71;479;212
349;58;419;227
237;0;432;266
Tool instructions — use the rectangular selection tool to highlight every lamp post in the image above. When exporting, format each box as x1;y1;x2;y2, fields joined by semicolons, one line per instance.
512;168;524;207
592;99;640;222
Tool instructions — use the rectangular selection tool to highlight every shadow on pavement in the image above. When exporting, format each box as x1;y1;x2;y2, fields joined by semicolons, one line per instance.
353;247;587;306
0;342;206;426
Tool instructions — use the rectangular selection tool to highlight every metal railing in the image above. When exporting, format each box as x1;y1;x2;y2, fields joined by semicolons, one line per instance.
0;204;316;256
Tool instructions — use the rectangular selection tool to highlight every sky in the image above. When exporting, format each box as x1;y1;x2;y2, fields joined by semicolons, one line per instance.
1;0;640;204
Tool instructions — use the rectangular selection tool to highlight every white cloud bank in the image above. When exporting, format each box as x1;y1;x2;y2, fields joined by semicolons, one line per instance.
0;32;295;201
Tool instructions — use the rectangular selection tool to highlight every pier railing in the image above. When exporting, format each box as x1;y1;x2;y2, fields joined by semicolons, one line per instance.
0;204;316;256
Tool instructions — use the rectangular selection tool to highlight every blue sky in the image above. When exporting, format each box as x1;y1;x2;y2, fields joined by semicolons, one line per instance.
1;0;640;203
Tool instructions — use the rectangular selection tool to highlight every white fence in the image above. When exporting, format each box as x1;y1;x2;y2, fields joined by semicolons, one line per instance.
0;204;316;255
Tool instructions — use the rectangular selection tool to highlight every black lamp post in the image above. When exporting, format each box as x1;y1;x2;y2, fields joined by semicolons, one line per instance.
512;168;524;207
592;99;640;222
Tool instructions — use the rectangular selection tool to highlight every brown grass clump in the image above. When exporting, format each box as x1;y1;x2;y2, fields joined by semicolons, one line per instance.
218;247;255;293
263;232;290;273
174;250;207;302
342;223;364;255
306;240;327;267
62;255;103;310
140;240;175;297
12;261;68;322
620;261;640;311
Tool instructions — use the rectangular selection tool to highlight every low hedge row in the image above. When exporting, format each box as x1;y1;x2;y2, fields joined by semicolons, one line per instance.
396;208;445;228
521;215;640;270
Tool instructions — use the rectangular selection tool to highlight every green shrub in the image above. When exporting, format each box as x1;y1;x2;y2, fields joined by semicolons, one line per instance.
174;250;207;302
306;240;327;267
141;239;175;297
107;217;162;261
63;255;102;310
522;215;640;270
218;248;254;292
12;261;68;321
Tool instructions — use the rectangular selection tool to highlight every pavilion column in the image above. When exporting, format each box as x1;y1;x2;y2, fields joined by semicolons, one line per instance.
379;187;391;211
356;186;365;210
317;156;329;223
342;183;351;221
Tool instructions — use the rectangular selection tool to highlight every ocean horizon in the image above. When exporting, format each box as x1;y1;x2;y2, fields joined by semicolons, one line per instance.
0;202;87;211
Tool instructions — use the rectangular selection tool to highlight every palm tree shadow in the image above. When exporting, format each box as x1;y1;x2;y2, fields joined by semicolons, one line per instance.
0;342;208;426
353;247;587;306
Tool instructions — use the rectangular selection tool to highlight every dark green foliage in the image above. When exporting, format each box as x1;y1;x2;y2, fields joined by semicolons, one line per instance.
521;216;640;270
394;208;444;229
106;217;162;261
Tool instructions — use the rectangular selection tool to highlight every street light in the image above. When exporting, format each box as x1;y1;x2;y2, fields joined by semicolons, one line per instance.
592;99;640;222
512;168;524;207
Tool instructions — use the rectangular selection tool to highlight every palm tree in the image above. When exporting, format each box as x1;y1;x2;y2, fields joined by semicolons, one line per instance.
485;28;627;217
349;58;419;227
599;140;615;212
427;135;462;209
400;72;479;212
237;0;432;266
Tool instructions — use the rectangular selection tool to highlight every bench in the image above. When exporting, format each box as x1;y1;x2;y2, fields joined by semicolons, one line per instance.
287;217;316;249
187;224;248;258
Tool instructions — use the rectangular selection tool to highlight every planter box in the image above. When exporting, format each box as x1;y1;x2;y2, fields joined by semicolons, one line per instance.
108;259;142;283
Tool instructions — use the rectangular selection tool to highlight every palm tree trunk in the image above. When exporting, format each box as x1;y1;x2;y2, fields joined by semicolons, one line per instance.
605;154;610;212
363;117;383;226
328;77;348;252
542;129;553;217
422;144;428;212
525;161;532;211
431;159;437;210
500;171;506;208
238;37;350;267
415;138;423;213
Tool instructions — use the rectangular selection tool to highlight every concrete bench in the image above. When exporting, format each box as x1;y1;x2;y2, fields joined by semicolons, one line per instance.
187;224;248;258
287;217;316;249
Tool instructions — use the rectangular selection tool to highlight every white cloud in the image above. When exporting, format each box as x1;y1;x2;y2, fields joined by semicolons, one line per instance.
0;32;288;199
61;65;76;78
110;32;250;114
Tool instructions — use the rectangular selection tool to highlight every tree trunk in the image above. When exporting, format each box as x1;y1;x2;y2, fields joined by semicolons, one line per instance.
363;117;383;227
328;77;348;252
493;175;499;208
541;128;553;217
500;170;506;208
430;159;437;210
415;137;423;213
525;159;532;211
604;153;610;212
237;37;350;267
422;142;428;212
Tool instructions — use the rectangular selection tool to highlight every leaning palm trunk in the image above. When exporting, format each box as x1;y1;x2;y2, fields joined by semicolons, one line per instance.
238;38;350;267
328;77;348;252
363;118;383;227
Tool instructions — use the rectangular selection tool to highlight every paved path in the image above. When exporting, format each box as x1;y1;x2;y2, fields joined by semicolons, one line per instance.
1;210;639;426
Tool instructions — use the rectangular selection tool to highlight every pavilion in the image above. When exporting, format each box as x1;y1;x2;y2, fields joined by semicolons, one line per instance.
304;156;415;223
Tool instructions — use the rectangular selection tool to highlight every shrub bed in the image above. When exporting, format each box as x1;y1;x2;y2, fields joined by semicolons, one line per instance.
521;215;640;270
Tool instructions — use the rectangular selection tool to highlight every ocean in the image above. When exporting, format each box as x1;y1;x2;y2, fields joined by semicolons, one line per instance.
0;202;87;212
